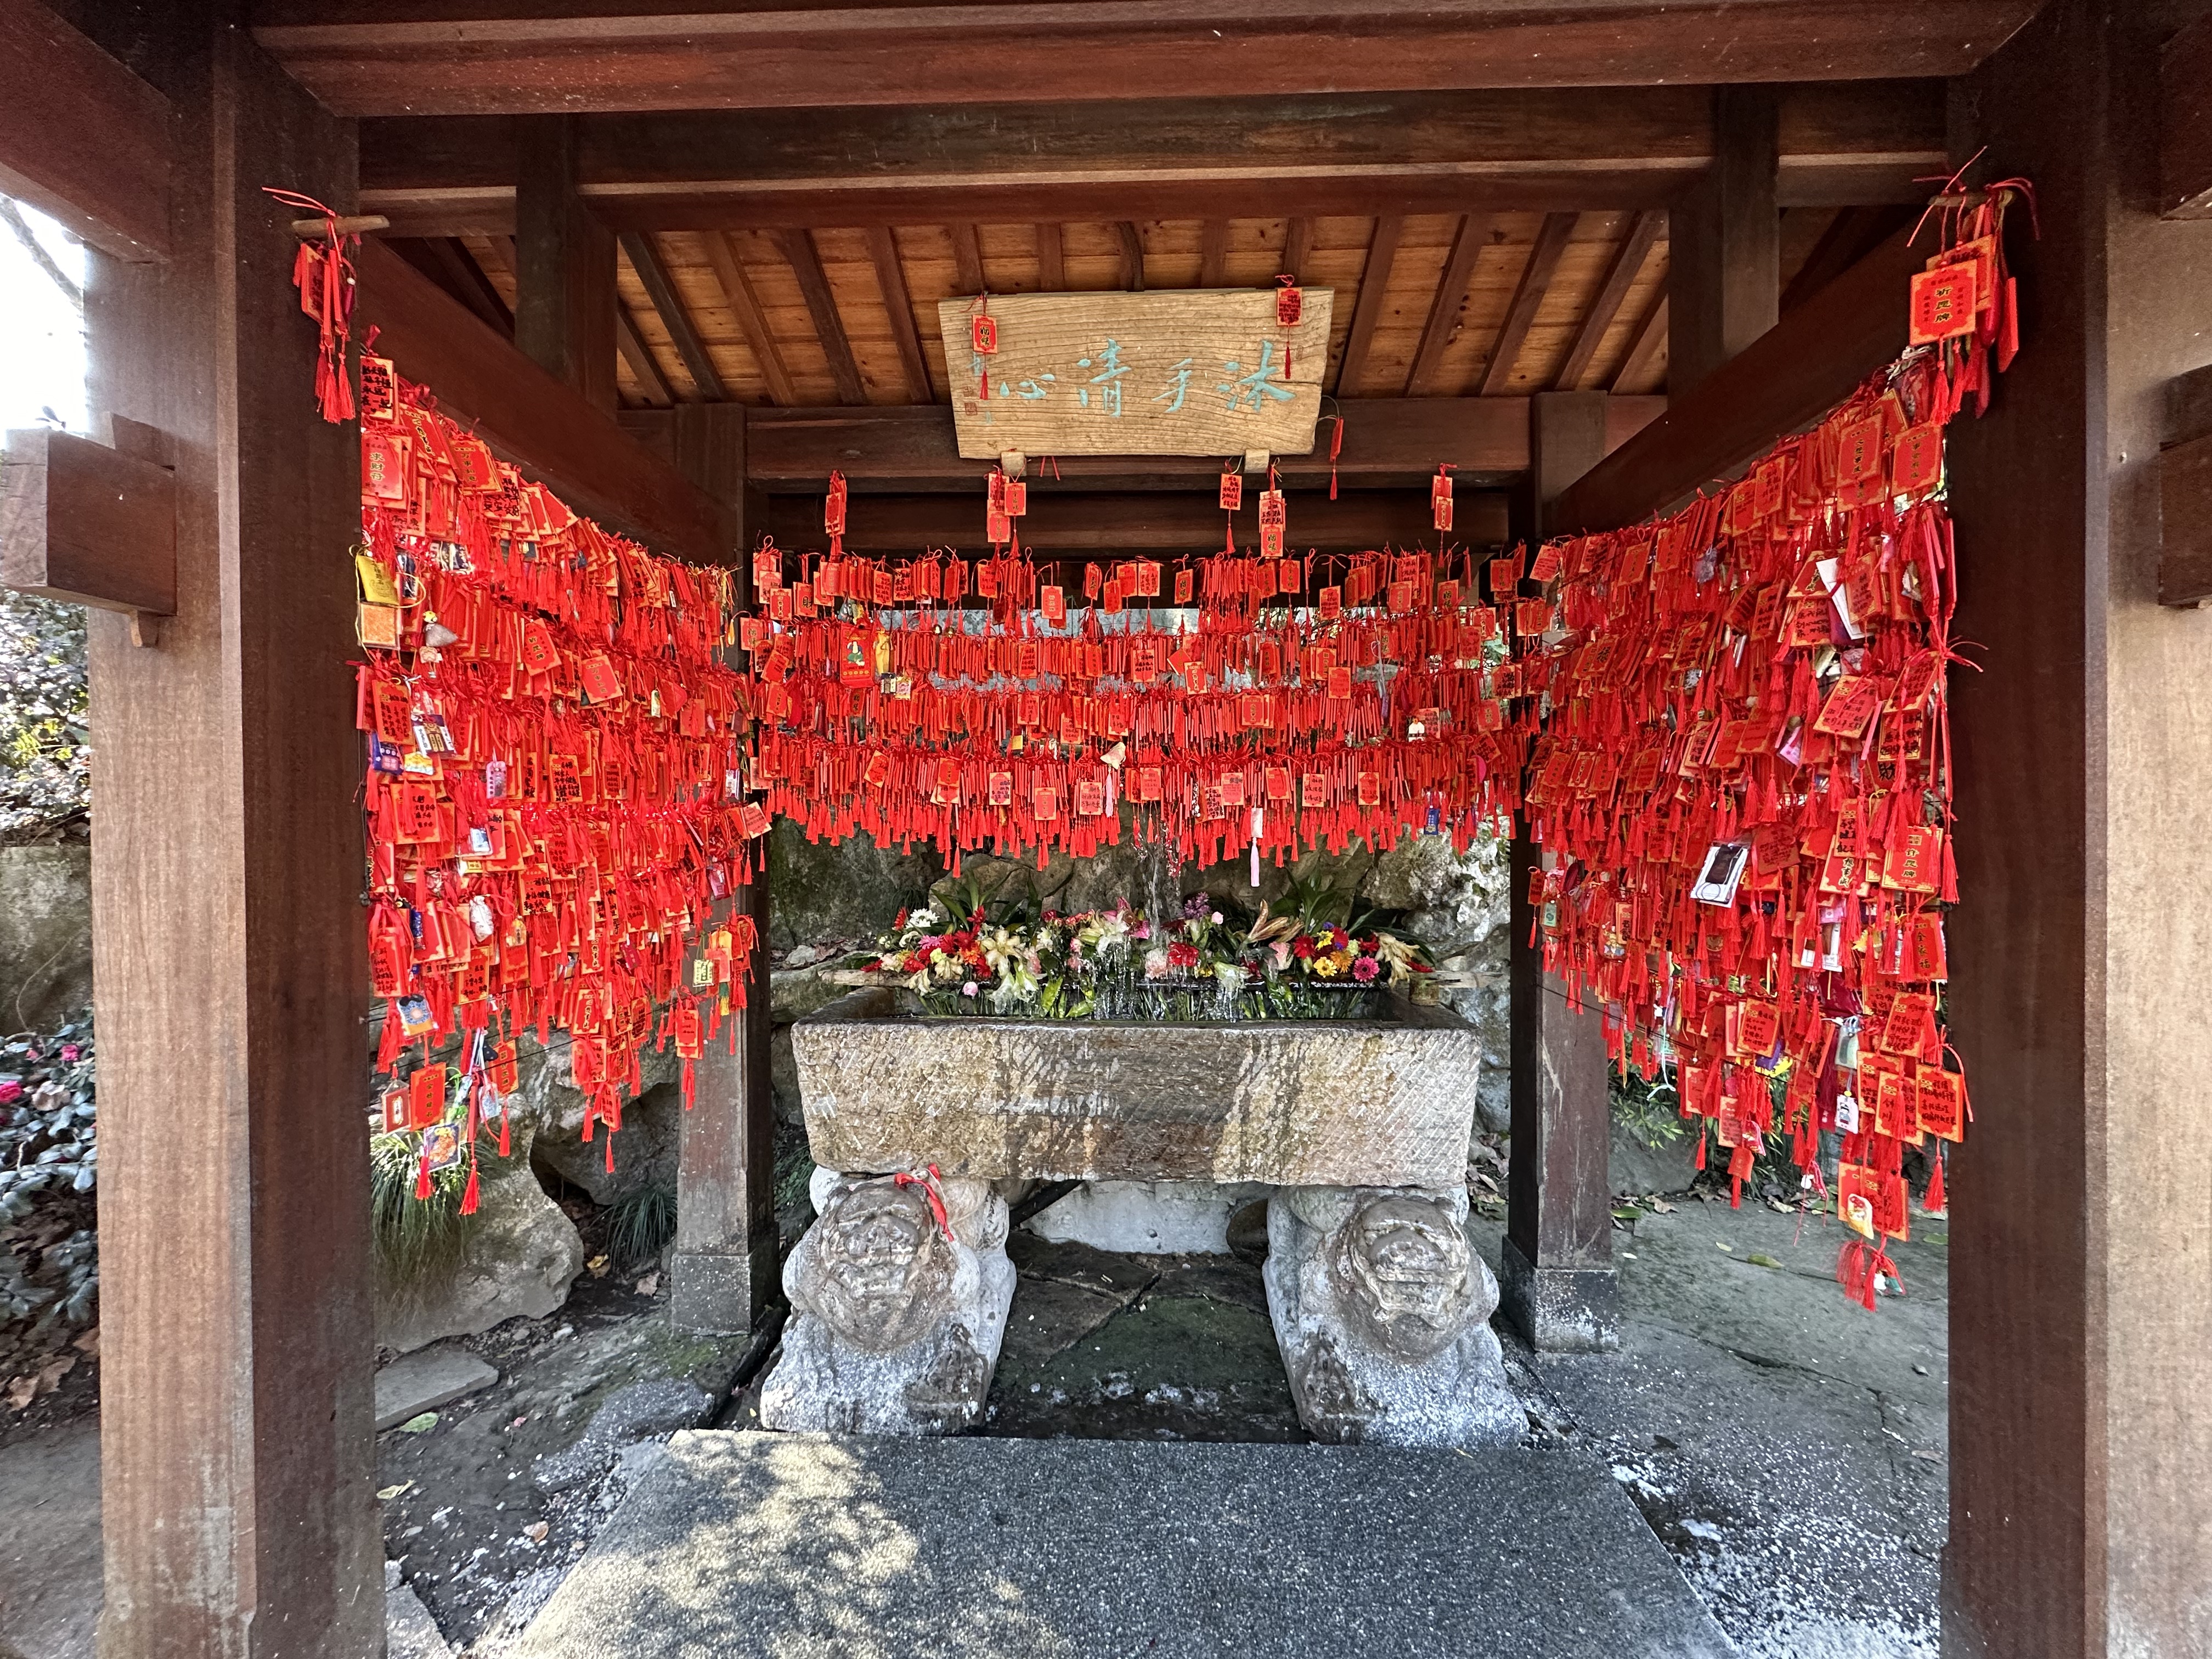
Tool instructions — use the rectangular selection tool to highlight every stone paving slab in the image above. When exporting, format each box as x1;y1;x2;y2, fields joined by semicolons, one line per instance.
511;1430;1737;1659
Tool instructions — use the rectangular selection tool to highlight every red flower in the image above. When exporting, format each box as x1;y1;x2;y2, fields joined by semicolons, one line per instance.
1167;941;1200;969
1293;936;1318;960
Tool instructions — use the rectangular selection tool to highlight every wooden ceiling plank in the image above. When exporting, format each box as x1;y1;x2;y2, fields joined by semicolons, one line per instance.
1556;225;1920;534
950;222;986;296
1035;223;1066;291
1115;221;1147;291
701;229;796;407
617;228;726;401
1282;217;1313;283
1333;216;1403;397
352;236;732;561
614;306;675;407
867;224;934;403
778;227;868;405
1480;210;1576;397
1556;208;1663;391
261;5;2046;118
0;0;172;260
1405;213;1489;397
1199;219;1229;287
1611;291;1669;393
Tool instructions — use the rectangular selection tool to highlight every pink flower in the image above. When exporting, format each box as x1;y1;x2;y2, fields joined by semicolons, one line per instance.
1351;955;1380;983
961;981;979;997
0;1081;19;1107
59;1046;78;1064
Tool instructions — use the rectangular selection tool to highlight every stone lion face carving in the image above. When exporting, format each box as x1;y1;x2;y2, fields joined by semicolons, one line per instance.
801;1180;955;1353
1327;1193;1475;1362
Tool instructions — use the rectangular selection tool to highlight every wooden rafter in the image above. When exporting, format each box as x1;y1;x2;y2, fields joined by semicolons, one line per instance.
1115;221;1147;291
1406;213;1489;397
614;307;674;407
390;236;512;334
1199;219;1228;287
0;0;172;260
777;228;867;405
259;2;2046;118
1035;223;1065;292
867;225;933;404
950;222;985;296
1612;291;1668;392
1481;211;1576;397
617;230;726;401
355;83;1948;236
1333;216;1402;397
1780;204;1913;312
1556;209;1663;391
701;231;795;408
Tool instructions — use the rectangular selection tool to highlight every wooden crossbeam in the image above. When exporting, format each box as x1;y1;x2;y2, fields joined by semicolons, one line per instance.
619;230;726;402
1556;209;1662;391
261;3;2043;117
1406;213;1489;397
1553;224;1920;534
777;228;867;405
1199;220;1229;287
1333;217;1402;397
354;83;1949;236
390;235;512;334
1;423;176;627
1035;223;1066;291
701;231;795;407
1779;204;1913;312
353;236;736;562
1481;211;1576;396
1115;221;1147;291
867;227;933;404
1282;217;1313;283
0;0;172;260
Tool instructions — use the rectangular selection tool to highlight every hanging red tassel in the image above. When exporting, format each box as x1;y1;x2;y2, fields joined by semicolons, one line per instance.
459;1161;480;1216
1925;1147;1946;1214
413;1154;432;1201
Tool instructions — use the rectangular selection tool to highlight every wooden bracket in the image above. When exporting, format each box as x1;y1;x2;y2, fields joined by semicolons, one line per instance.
2159;363;2212;607
0;417;177;643
290;214;389;238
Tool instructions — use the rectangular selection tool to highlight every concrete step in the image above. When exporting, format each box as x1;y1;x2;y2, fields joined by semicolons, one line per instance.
511;1430;1736;1659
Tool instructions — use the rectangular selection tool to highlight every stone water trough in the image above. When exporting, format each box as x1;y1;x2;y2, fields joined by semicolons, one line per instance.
761;986;1521;1447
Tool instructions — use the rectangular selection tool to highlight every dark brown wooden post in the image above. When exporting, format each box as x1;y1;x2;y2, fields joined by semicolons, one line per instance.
668;403;779;1334
1943;3;2212;1652
1501;391;1619;1350
70;12;383;1655
513;114;616;413
1669;85;1779;396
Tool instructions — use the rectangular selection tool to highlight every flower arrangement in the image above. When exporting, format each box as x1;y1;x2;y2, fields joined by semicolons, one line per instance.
864;884;1433;1022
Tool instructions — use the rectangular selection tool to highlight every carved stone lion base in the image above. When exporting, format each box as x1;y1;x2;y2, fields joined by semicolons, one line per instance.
759;1170;1017;1437
1262;1185;1522;1448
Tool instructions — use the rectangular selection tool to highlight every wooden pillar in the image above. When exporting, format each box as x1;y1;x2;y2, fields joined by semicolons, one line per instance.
1669;85;1779;396
1500;390;1618;1351
76;14;382;1657
514;115;616;413
667;403;779;1334
1943;3;2212;1654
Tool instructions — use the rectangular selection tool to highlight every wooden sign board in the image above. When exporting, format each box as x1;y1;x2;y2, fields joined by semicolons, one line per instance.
937;289;1334;460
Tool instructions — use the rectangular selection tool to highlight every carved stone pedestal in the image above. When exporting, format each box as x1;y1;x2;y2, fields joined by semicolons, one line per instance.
1262;1186;1522;1448
758;1170;1015;1436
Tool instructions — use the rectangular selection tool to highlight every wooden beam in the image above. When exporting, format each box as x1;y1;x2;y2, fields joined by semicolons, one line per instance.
614;306;674;407
701;230;795;407
1611;291;1668;392
1554;224;1920;533
1035;222;1065;291
2159;13;2212;219
83;19;380;1651
390;234;512;333
1406;213;1489;396
1669;84;1779;394
0;426;176;617
1281;216;1313;283
0;0;172;260
1115;220;1147;291
259;3;2043;117
867;225;933;404
354;236;736;561
1779;203;1912;313
777;227;867;406
618;229;726;402
2159;363;2212;606
738;396;1578;492
513;113;617;412
1480;211;1575;396
1334;216;1402;396
761;486;1510;556
1556;208;1662;391
1199;219;1229;287
354;82;1950;235
950;221;985;296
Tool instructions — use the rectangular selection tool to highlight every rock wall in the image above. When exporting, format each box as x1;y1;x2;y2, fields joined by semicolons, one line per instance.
0;845;92;1032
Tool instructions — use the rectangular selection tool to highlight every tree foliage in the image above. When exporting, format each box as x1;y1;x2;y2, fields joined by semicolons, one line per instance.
0;591;88;843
